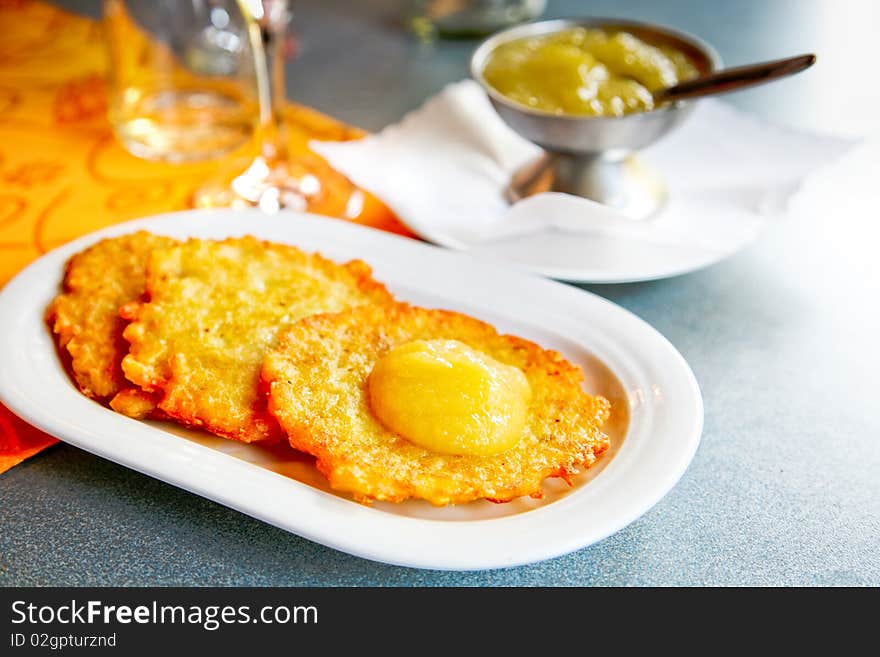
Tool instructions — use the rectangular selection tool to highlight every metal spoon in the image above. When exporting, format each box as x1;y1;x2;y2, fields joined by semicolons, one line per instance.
505;53;817;205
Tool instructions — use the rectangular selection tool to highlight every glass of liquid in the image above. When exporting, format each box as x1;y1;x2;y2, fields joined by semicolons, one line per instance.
410;0;546;38
105;0;323;211
104;0;259;163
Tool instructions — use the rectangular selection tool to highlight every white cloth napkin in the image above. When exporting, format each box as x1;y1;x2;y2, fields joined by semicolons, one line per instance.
312;79;851;255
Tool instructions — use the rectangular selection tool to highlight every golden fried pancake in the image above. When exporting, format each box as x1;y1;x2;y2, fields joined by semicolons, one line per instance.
46;232;178;417
262;304;611;505
120;237;394;443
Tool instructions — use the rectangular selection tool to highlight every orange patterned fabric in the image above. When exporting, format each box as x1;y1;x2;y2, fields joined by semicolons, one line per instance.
0;0;412;473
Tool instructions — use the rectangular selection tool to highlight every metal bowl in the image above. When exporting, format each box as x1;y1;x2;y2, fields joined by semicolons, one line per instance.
471;18;721;219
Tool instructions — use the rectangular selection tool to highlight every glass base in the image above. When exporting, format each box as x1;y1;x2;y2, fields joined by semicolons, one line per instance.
193;155;322;213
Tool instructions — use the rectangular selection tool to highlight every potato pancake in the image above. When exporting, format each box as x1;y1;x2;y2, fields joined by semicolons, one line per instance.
120;236;394;442
262;303;611;505
46;232;178;417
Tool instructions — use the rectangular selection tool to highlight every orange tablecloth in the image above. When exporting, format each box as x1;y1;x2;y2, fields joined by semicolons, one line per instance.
0;0;411;473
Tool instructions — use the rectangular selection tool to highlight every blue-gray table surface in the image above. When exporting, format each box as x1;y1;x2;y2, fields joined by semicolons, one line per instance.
2;0;878;586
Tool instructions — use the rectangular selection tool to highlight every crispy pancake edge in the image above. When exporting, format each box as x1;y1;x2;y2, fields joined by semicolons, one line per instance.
45;231;177;416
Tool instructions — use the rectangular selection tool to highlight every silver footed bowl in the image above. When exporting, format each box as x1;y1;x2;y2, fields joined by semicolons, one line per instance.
471;18;722;220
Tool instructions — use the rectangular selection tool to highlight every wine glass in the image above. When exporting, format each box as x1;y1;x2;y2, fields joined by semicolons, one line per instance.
104;0;337;213
193;0;321;212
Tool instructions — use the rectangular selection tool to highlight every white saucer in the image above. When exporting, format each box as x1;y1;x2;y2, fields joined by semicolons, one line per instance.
414;217;748;284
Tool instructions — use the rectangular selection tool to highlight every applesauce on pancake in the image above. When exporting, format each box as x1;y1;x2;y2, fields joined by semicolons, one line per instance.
263;303;610;505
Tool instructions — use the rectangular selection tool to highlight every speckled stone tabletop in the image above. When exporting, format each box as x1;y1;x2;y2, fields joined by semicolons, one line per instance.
1;0;878;586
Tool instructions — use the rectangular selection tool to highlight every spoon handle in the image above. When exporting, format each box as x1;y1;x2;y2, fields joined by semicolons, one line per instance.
504;153;556;204
657;53;816;103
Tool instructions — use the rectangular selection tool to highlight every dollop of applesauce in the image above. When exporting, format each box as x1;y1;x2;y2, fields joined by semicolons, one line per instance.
367;339;532;456
482;27;699;117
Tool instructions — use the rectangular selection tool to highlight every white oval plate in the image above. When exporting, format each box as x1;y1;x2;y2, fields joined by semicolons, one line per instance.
0;209;702;570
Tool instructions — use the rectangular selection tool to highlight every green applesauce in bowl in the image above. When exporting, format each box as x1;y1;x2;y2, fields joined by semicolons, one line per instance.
482;27;700;117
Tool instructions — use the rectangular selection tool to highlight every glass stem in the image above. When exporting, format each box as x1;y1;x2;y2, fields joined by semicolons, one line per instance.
260;0;290;163
240;0;290;164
